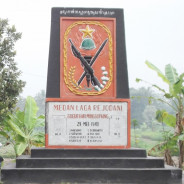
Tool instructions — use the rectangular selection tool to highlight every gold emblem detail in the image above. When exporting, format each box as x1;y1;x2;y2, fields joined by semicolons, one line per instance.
63;21;113;96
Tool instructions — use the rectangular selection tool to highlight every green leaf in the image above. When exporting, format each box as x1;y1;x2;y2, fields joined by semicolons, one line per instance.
31;132;45;146
148;97;152;104
32;132;45;141
0;131;10;139
11;110;24;127
132;119;138;126
169;84;175;97
148;141;167;155
181;87;184;95
136;78;141;83
145;61;169;84
164;93;173;98
24;96;38;130
15;134;26;143
165;64;179;84
15;110;24;123
152;85;166;93
35;115;45;127
6;117;27;138
156;110;175;127
163;114;176;127
172;73;184;96
15;142;27;156
167;135;178;148
155;110;165;122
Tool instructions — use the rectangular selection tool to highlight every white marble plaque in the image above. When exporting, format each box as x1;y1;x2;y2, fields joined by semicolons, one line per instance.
46;102;128;146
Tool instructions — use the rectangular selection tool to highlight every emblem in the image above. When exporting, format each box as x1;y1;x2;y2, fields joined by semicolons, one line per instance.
61;18;115;96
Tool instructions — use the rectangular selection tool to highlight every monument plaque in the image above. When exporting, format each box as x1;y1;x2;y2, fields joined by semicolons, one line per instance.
46;8;130;149
47;101;128;147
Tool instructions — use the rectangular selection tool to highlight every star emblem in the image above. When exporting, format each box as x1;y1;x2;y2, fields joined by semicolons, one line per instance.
80;25;95;39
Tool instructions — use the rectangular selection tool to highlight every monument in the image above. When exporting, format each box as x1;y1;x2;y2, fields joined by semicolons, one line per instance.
1;7;182;184
45;7;130;149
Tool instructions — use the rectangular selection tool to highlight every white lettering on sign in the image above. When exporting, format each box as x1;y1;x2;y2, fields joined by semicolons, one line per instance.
59;9;115;16
47;102;128;146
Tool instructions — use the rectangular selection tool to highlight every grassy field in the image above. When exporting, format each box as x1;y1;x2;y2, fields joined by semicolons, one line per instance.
131;128;166;156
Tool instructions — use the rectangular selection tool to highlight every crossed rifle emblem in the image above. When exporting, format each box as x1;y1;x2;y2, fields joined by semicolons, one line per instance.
69;38;108;90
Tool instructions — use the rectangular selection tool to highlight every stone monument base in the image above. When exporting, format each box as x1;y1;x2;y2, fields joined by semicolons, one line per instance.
1;148;182;184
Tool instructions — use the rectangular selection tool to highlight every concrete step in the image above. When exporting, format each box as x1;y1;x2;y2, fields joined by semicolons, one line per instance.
1;162;182;184
31;148;147;158
16;155;164;168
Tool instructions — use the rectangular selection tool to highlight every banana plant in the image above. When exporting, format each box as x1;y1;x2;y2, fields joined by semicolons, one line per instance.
148;110;177;166
0;96;45;156
136;61;184;168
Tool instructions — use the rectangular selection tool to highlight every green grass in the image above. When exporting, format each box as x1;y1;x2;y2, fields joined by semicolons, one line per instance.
131;136;160;151
141;131;164;141
131;127;179;157
131;128;165;156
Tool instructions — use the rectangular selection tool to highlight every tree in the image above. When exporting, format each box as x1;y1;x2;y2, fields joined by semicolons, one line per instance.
137;61;184;168
130;87;154;125
0;18;25;125
16;96;26;111
34;90;45;115
0;96;45;156
142;105;157;130
130;87;174;127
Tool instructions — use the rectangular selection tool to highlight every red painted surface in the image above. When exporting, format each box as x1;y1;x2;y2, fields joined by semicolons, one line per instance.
60;17;116;99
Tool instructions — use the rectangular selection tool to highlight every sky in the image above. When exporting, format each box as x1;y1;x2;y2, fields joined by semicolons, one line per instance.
0;0;184;97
